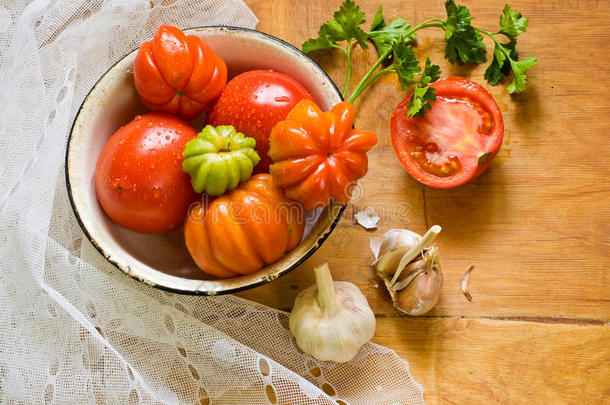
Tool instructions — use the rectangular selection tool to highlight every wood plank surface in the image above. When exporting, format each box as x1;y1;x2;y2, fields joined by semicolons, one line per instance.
239;0;610;403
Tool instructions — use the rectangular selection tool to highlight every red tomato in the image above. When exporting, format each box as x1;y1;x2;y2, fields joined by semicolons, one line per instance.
95;113;198;234
390;77;504;188
207;70;314;173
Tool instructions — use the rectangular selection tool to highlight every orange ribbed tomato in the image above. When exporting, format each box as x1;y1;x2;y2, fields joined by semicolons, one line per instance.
134;25;227;120
268;100;377;210
184;174;305;278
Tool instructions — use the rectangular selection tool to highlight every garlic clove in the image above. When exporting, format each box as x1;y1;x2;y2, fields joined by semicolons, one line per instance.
391;257;428;291
289;263;376;363
393;251;443;316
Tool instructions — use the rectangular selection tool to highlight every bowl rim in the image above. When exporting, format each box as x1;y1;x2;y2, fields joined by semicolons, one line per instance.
65;25;346;296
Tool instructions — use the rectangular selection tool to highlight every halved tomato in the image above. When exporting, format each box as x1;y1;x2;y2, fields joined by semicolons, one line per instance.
390;77;504;188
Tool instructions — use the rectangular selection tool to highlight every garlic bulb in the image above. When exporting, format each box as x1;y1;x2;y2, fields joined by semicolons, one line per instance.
289;263;376;363
371;226;443;316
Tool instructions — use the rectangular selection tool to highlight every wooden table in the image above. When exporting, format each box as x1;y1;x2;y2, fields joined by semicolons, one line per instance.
239;0;610;403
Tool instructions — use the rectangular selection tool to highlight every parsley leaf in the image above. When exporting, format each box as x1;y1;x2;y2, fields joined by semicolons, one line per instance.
482;5;536;93
368;6;415;60
332;0;368;49
443;0;486;64
408;85;437;118
499;4;529;38
369;5;384;32
483;52;503;85
484;41;508;85
390;41;420;89
407;57;441;117
302;22;342;53
506;55;537;93
485;39;536;93
302;0;368;54
420;57;441;85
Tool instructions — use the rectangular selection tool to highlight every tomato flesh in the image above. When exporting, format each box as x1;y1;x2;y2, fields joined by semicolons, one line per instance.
390;77;504;188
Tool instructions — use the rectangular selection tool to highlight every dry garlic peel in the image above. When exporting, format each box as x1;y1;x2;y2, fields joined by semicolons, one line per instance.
289;263;376;363
371;226;443;316
371;229;422;277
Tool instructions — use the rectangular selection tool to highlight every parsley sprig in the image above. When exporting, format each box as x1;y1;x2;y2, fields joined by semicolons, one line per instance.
302;0;537;118
302;0;368;97
480;5;538;93
408;57;442;118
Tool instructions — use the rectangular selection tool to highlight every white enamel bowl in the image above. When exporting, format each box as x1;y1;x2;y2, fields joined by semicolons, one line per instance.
66;26;344;295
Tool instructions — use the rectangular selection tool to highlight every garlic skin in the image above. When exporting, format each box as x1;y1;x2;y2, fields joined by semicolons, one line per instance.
289;263;376;363
354;207;380;230
372;226;443;316
371;229;421;277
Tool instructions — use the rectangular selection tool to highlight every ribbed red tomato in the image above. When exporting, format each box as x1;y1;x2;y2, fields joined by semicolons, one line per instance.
95;113;198;234
133;25;227;120
207;70;314;173
268;100;377;210
390;77;504;188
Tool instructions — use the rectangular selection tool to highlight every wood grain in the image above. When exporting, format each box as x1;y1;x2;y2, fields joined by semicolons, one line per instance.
373;317;610;404
239;0;610;402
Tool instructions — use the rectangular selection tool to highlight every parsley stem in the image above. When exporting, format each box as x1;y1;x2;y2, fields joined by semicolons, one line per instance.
475;28;510;58
347;47;392;103
408;19;445;34
342;39;353;97
346;18;447;104
475;27;494;38
358;66;393;94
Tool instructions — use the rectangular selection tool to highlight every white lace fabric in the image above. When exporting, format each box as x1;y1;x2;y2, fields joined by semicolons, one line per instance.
0;1;424;403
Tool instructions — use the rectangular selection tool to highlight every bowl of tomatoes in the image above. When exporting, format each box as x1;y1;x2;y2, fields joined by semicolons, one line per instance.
66;26;345;295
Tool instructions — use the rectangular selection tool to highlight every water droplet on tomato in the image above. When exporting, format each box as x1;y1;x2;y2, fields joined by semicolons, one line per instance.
176;129;182;135
135;115;142;120
147;122;153;128
274;96;291;103
165;135;170;140
152;186;161;199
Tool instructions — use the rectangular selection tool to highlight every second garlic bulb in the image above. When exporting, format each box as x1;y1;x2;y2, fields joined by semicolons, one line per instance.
289;263;376;363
